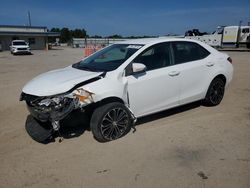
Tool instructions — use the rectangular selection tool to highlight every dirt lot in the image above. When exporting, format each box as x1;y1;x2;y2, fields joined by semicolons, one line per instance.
0;48;249;188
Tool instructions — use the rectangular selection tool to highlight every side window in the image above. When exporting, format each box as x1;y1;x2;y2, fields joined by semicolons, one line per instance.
133;42;171;71
172;42;210;64
242;28;249;33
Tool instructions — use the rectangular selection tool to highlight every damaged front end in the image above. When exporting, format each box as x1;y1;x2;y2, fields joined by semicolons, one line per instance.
20;88;94;131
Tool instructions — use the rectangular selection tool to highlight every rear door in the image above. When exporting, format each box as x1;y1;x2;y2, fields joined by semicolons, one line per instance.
171;41;212;104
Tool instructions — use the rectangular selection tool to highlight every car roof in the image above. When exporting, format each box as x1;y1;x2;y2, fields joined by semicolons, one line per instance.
117;37;198;45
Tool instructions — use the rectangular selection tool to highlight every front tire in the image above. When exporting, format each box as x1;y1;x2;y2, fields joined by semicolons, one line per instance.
204;78;225;106
90;102;132;142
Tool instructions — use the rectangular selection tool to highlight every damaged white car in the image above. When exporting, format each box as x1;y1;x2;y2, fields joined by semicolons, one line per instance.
20;38;233;142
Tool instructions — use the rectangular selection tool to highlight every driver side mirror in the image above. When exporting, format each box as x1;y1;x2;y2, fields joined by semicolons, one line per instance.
132;63;146;74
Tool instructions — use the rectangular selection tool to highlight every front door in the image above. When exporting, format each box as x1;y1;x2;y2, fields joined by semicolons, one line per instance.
126;42;181;117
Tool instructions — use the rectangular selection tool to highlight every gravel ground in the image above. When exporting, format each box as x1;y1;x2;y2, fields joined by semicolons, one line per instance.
0;48;249;188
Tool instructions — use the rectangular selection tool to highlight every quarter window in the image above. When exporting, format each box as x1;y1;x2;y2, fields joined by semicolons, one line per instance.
133;42;172;71
172;42;210;64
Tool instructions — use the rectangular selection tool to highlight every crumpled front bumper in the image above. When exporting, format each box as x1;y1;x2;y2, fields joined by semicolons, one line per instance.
21;92;76;122
26;99;75;122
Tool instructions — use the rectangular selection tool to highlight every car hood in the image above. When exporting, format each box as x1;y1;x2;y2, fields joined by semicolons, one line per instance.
22;66;102;96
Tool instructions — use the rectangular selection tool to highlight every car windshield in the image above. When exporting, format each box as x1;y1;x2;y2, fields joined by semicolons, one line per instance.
13;41;27;45
72;44;143;72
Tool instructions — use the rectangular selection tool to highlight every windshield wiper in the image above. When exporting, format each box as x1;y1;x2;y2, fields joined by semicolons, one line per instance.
78;66;106;72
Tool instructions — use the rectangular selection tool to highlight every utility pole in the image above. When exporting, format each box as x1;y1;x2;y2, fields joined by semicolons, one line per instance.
28;11;32;27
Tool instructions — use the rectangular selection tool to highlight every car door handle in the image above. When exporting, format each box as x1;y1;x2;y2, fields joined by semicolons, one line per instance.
168;71;180;76
206;62;214;67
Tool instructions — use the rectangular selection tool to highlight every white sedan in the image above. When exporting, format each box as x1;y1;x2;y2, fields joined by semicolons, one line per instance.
20;38;233;142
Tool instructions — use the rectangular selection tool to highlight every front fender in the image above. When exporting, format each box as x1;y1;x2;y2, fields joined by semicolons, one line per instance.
80;77;129;105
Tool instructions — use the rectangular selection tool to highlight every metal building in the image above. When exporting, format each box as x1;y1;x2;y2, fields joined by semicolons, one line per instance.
72;38;129;48
0;25;59;51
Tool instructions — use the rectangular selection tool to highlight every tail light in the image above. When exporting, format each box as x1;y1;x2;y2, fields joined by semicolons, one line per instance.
227;57;232;64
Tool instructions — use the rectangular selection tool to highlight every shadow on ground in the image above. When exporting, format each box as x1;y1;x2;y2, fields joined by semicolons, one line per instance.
25;110;90;144
49;48;64;50
136;101;202;126
13;53;33;56
25;101;202;144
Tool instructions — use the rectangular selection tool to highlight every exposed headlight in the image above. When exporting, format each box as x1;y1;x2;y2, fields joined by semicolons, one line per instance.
38;95;65;106
74;89;93;102
38;97;62;106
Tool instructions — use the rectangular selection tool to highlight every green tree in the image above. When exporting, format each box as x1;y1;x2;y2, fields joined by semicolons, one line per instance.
60;28;71;43
50;28;61;32
91;35;102;38
50;27;87;42
107;34;123;39
71;29;87;38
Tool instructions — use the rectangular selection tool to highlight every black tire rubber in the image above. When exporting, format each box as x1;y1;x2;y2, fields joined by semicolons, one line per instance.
25;115;53;143
247;43;250;49
203;78;225;106
90;102;132;142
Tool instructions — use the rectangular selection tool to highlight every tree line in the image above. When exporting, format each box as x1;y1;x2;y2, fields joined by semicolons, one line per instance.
50;27;158;43
50;28;87;43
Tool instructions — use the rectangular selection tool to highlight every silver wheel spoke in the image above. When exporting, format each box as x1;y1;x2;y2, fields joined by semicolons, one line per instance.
100;107;129;140
106;127;114;139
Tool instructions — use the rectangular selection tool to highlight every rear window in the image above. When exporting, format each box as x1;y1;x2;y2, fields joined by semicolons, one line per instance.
172;41;210;64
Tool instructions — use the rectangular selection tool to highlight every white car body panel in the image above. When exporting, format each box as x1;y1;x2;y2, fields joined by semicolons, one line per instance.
80;73;129;105
177;56;212;104
126;66;180;117
22;66;101;96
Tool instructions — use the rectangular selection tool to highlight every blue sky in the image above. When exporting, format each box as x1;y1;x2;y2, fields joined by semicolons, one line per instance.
0;0;250;36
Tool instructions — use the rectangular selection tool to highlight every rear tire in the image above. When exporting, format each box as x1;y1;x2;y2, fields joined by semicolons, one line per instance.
247;43;250;49
90;102;132;142
203;78;225;106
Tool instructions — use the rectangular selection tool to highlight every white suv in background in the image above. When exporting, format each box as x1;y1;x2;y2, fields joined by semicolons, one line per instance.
10;40;31;55
20;38;233;142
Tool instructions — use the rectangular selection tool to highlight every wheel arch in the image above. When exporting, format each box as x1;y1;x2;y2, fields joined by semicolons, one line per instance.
213;74;227;85
203;74;226;106
204;73;227;98
85;96;126;115
97;96;125;106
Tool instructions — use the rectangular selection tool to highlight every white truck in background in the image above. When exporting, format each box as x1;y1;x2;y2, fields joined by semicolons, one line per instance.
185;26;250;49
